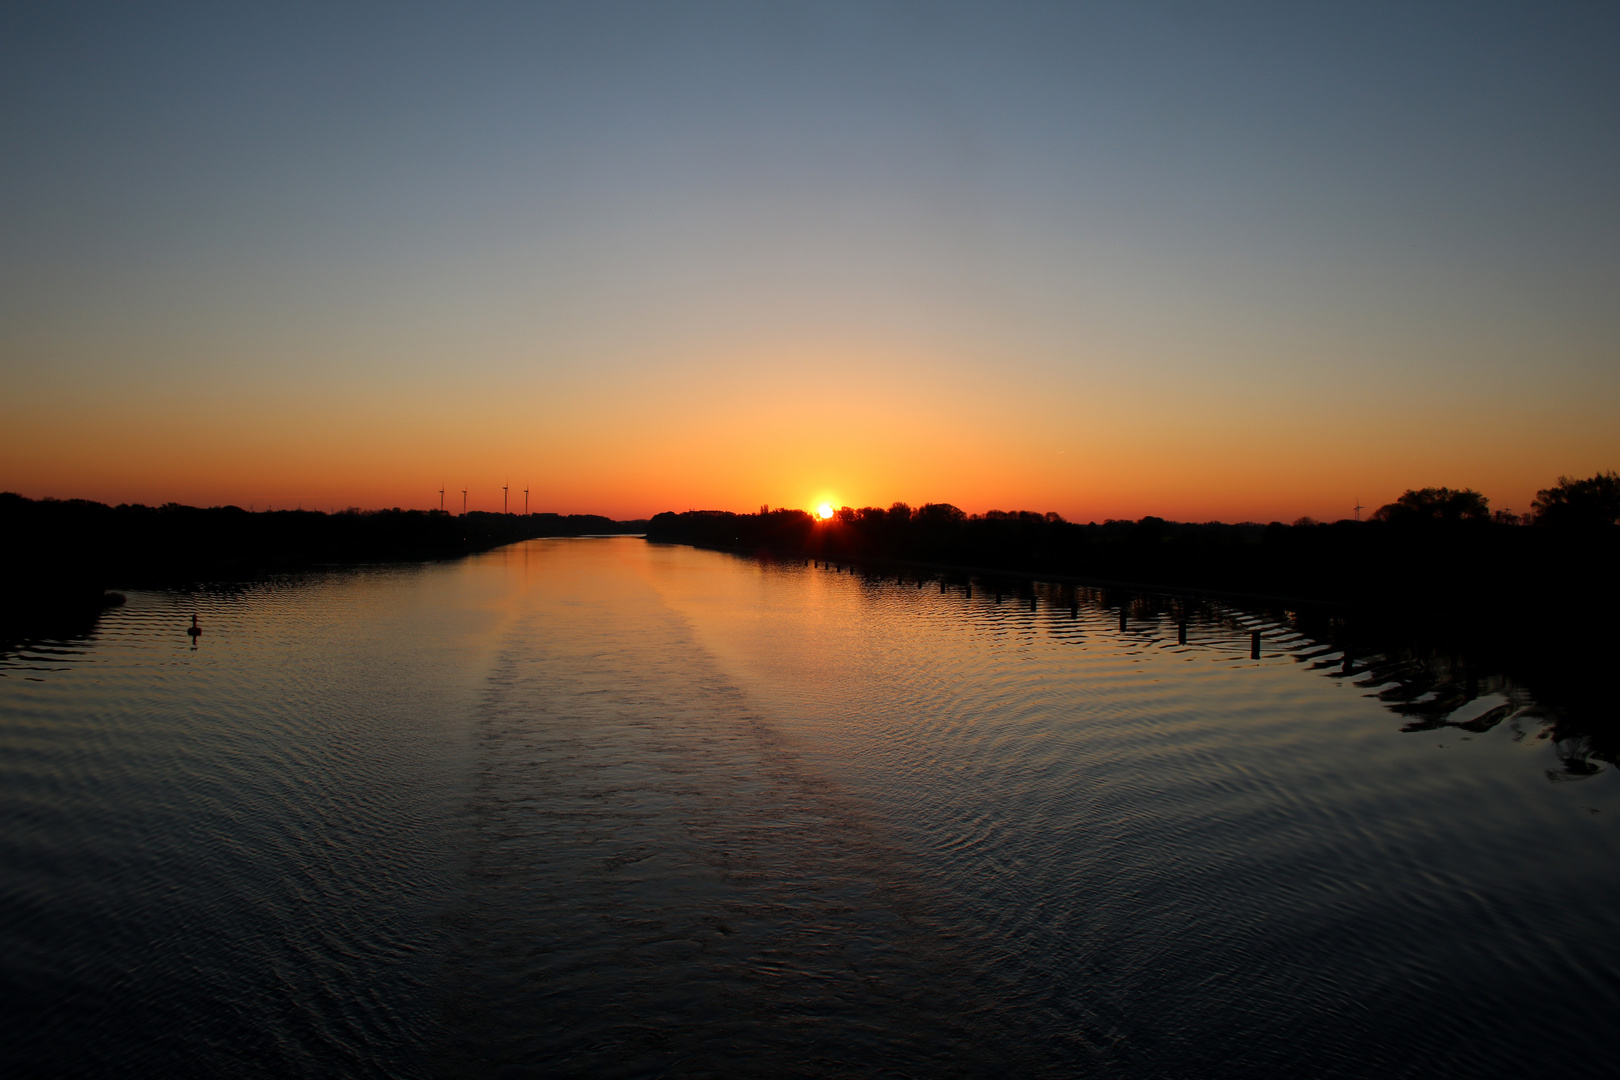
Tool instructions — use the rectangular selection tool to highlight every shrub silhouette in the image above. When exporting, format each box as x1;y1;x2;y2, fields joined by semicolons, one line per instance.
1371;487;1490;524
1532;471;1620;527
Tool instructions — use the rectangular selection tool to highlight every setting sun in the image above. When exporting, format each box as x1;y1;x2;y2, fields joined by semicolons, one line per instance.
817;503;835;520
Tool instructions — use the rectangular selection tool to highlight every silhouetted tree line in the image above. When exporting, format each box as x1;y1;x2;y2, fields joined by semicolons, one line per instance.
0;493;646;630
650;475;1619;732
649;471;1620;627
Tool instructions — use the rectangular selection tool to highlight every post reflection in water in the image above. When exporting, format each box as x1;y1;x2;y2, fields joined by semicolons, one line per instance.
0;537;1616;1079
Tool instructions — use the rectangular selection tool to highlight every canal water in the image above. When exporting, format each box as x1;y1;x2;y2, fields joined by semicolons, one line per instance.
2;537;1615;1078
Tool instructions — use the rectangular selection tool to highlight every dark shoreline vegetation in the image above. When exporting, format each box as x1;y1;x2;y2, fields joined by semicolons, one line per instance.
647;475;1620;618
0;492;647;636
648;477;1620;615
647;474;1620;758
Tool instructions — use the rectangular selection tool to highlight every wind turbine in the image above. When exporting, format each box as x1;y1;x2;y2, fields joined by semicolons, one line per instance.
524;486;529;515
438;486;444;512
1354;497;1364;522
503;481;509;515
462;488;468;515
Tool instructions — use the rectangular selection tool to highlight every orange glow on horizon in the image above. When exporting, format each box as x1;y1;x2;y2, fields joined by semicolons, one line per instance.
1;12;1617;532
0;337;1612;524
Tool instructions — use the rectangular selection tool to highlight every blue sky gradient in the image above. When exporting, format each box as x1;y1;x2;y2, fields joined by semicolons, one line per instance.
4;2;1616;518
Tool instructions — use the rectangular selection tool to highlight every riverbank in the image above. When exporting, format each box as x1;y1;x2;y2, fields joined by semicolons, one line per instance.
0;492;647;632
646;506;1620;727
646;506;1619;619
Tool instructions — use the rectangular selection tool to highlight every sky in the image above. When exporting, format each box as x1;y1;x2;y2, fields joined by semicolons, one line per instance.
2;1;1617;521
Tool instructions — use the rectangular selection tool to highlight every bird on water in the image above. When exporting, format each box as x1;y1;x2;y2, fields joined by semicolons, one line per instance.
187;614;202;639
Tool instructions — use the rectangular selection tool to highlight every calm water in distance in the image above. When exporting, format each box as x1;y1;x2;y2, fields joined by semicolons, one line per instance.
1;537;1616;1078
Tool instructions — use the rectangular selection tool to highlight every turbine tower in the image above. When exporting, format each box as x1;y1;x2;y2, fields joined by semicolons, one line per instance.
503;482;509;515
462;488;468;515
438;486;444;512
1354;498;1364;522
524;486;529;515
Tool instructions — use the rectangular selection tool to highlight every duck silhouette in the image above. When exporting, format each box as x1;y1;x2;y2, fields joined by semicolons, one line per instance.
187;614;202;640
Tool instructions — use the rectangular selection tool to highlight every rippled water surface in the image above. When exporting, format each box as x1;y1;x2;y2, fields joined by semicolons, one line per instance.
3;538;1616;1078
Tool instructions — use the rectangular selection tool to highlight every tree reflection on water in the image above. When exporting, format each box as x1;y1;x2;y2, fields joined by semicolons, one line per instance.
818;561;1616;784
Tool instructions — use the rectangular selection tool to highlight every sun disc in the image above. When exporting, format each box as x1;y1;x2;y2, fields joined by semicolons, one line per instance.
818;503;835;519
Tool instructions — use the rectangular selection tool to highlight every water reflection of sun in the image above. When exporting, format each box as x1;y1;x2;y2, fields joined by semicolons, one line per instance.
817;503;835;520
